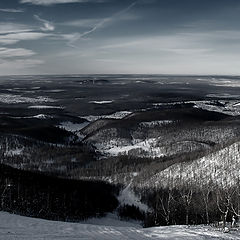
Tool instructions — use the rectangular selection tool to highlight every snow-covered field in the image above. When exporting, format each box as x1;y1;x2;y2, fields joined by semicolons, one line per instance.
0;212;239;240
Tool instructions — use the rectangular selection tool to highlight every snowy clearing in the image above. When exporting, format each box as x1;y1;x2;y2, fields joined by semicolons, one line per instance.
95;138;165;158
0;212;239;239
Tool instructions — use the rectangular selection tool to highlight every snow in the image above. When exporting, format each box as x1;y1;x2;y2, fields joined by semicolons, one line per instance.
89;100;114;104
0;94;55;104
0;211;240;239
233;103;240;107
59;121;89;132
28;105;64;109
84;213;140;227
10;114;50;119
191;100;240;116
32;114;49;119
81;111;132;122
94;137;210;159
209;78;240;88
96;138;165;158
58;121;89;139
118;183;149;212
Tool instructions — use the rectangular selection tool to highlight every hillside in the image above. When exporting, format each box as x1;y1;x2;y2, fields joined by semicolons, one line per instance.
141;141;240;189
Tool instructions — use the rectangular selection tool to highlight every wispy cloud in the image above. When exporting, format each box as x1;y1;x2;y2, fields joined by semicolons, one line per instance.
0;23;33;34
20;0;105;5
0;32;51;45
100;34;213;55
0;47;36;58
61;19;101;28
0;8;24;13
34;15;55;31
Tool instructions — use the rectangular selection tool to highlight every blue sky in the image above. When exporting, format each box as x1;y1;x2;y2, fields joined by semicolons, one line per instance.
0;0;240;75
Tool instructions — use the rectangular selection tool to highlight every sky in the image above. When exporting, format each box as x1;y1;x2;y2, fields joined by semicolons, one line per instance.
0;0;240;75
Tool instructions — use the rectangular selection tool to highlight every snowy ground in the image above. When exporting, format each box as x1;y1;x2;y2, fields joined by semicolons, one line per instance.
81;111;132;122
118;182;149;212
0;212;240;239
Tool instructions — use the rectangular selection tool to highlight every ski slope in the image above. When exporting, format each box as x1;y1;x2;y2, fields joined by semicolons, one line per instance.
0;212;240;239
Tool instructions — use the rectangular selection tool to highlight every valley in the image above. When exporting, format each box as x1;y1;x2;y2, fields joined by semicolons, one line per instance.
1;75;240;236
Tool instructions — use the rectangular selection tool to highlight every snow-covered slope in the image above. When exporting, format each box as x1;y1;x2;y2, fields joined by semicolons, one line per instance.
142;141;240;189
1;211;240;240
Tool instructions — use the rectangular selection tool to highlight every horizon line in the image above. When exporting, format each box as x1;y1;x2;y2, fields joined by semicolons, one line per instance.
1;73;240;77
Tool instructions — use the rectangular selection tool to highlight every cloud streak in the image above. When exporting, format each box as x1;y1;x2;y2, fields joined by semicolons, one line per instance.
0;32;51;45
61;19;101;28
0;8;24;13
0;23;33;34
80;1;137;38
20;0;105;5
0;47;36;58
66;1;138;47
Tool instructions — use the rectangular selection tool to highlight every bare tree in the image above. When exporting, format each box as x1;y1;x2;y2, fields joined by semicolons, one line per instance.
1;178;12;209
216;188;234;230
180;187;193;225
200;181;214;225
158;188;174;225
